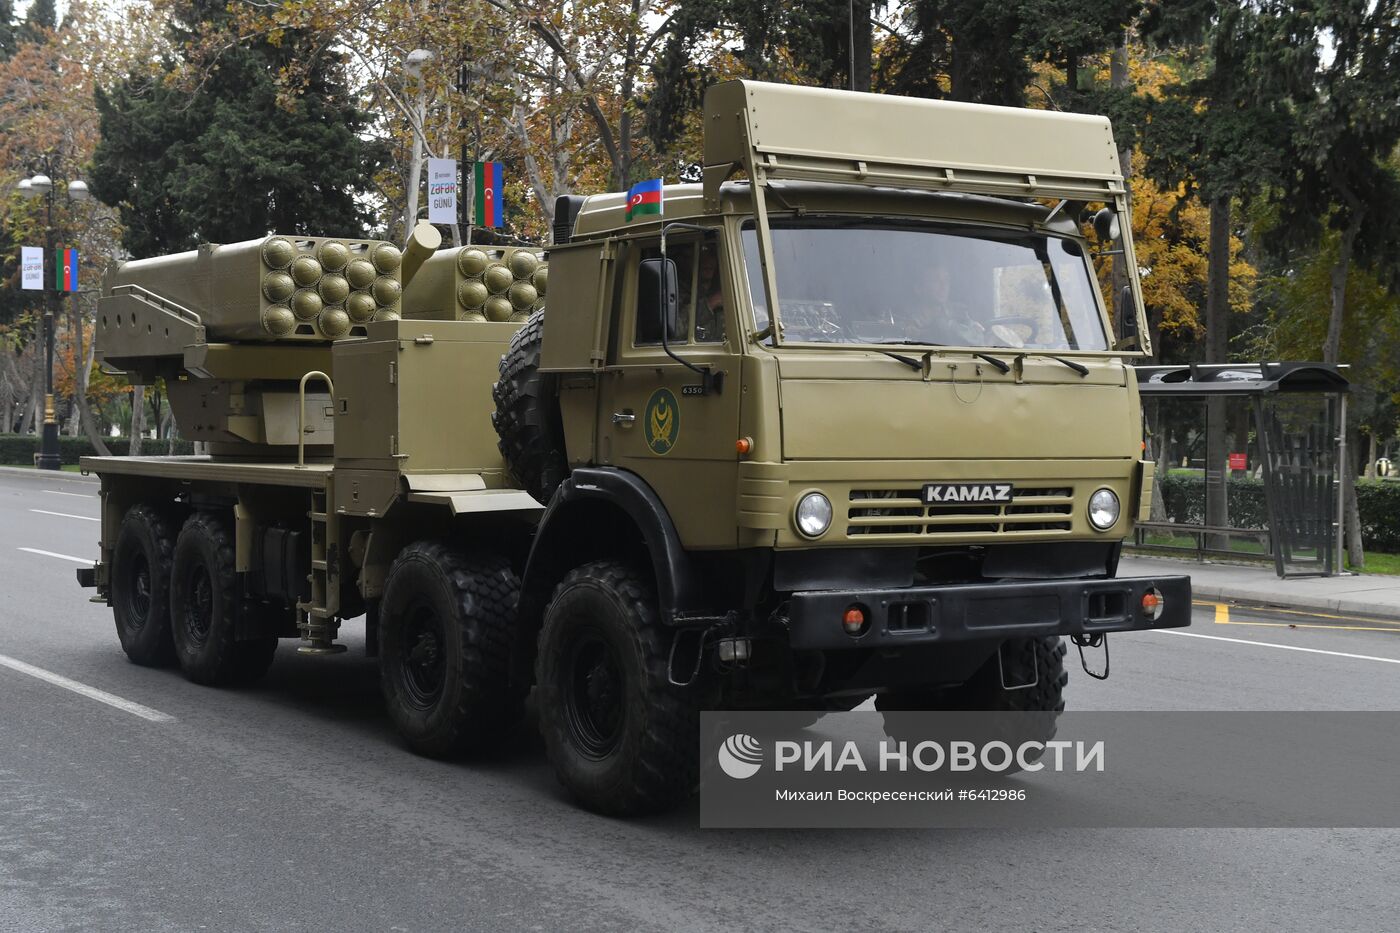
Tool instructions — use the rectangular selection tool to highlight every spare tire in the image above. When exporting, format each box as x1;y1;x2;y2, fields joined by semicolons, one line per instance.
492;308;567;503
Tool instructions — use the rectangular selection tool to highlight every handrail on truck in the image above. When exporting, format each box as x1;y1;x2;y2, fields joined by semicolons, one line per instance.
296;370;334;468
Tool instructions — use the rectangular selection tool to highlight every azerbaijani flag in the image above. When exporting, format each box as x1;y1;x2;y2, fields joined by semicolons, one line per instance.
56;247;78;292
625;178;663;222
474;161;504;228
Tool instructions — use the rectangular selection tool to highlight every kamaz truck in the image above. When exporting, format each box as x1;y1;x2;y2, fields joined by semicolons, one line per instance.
77;81;1191;815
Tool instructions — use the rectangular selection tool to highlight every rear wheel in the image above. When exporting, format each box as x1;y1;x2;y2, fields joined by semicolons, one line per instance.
170;512;277;686
111;505;177;667
378;542;524;758
535;561;698;815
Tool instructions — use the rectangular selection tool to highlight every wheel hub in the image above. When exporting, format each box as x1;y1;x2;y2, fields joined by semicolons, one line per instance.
399;607;446;709
182;566;214;646
565;633;624;759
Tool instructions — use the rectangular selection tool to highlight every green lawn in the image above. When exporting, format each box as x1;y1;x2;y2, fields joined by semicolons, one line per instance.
1136;532;1400;575
1350;552;1400;575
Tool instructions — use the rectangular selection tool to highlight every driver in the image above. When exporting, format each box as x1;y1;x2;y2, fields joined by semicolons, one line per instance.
911;265;985;346
692;244;725;342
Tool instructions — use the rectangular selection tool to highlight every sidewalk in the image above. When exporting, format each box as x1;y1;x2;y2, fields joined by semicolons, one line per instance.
1120;553;1400;622
0;464;98;481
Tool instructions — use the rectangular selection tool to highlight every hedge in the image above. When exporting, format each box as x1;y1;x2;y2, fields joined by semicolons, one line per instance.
1156;472;1400;552
0;433;194;466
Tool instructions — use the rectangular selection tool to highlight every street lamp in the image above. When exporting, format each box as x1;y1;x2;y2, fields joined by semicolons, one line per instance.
16;169;86;470
402;48;434;239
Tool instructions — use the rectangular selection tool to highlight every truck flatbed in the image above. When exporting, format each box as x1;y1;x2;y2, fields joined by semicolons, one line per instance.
81;455;333;488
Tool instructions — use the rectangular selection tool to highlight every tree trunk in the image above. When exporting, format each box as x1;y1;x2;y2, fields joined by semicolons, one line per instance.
1204;196;1231;550
74;305;111;456
1325;213;1363;569
1344;436;1364;570
128;385;145;457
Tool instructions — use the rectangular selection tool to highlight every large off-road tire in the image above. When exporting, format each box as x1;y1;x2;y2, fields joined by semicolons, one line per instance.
876;637;1068;715
492;308;566;504
378;542;525;758
877;637;1067;769
169;512;277;686
535;561;699;816
111;504;178;667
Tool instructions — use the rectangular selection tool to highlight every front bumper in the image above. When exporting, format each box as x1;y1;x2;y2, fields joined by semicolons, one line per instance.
787;574;1190;650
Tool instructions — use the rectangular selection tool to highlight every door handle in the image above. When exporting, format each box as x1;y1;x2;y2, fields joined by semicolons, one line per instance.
612;410;636;426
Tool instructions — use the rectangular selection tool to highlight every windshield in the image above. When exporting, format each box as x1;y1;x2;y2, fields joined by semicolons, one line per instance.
740;219;1109;351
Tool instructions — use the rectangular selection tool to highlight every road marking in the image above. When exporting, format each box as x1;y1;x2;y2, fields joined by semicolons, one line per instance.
44;489;94;499
17;547;94;565
1214;603;1229;624
1214;619;1400;634
30;508;99;522
1192;596;1400;624
0;653;175;723
1155;629;1400;666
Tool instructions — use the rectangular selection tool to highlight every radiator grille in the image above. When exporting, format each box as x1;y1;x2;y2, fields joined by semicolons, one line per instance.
847;486;1074;537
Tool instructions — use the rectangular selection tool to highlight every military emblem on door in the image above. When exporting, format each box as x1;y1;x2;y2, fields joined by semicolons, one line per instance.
645;388;680;455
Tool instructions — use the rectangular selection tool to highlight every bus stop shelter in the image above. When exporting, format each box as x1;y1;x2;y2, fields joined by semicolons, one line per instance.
1134;362;1350;578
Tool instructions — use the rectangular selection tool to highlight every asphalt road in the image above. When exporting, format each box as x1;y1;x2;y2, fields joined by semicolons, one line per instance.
2;466;1398;932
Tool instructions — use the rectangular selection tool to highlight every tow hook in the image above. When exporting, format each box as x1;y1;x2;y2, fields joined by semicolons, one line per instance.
1072;632;1110;680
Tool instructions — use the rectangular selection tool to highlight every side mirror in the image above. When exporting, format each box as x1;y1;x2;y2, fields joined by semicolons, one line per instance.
1119;284;1138;343
638;257;680;344
1093;207;1121;243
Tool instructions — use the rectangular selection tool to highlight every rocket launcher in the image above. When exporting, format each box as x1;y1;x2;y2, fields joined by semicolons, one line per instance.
402;244;546;323
94;224;441;457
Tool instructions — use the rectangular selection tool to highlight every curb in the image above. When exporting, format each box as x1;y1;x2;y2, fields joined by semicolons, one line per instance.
0;464;99;483
1122;555;1400;623
1183;580;1400;624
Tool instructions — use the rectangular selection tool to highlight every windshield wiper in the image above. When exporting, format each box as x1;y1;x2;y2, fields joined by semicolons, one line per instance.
877;350;923;371
972;352;1010;374
1043;355;1089;377
873;341;1011;375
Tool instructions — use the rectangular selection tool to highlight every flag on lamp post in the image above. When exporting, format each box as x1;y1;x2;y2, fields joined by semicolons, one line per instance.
20;247;43;289
473;161;503;228
56;248;78;292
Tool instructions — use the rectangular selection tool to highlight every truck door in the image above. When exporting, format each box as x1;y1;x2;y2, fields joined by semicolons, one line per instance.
598;233;743;549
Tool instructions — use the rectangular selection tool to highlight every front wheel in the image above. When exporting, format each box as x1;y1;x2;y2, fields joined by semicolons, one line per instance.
535;561;699;815
877;637;1067;770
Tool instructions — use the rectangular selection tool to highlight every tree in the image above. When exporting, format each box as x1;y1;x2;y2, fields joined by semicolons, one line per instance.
0;0;16;60
16;0;54;46
1261;0;1400;567
648;0;880;154
89;0;384;257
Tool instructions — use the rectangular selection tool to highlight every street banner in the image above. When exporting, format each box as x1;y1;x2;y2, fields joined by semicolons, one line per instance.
20;246;42;290
473;161;504;228
427;158;458;225
57;247;78;292
625;178;663;222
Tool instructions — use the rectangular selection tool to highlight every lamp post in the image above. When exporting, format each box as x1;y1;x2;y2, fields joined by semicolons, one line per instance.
402;48;434;239
17;169;88;470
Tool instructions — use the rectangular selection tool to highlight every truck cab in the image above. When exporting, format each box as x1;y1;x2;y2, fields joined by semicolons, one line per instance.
496;81;1190;812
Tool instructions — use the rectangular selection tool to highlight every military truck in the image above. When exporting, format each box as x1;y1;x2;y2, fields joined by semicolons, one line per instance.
78;80;1190;815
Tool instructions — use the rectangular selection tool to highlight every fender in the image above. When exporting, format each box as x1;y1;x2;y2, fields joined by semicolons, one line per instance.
518;467;708;629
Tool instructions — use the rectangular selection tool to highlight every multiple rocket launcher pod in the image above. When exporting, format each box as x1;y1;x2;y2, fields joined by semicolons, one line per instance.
104;234;548;341
400;244;547;324
105;235;406;342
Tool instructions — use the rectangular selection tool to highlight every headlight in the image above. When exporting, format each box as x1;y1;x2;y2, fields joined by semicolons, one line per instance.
795;492;833;538
1088;488;1120;531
